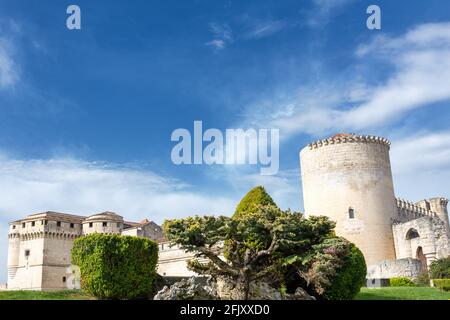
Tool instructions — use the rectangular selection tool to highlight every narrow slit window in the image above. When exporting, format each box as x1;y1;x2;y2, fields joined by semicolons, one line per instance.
348;208;355;219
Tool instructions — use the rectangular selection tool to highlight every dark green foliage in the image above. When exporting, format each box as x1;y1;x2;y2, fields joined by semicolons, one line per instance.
163;205;336;299
71;233;158;299
283;237;366;300
163;186;367;300
321;243;367;300
233;186;276;218
429;257;450;279
390;277;416;287
433;279;450;291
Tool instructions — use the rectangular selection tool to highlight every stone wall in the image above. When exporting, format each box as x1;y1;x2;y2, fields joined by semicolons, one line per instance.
367;258;423;279
392;216;450;265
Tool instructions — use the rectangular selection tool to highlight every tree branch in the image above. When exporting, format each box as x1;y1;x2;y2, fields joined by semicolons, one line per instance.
255;233;278;260
197;247;238;276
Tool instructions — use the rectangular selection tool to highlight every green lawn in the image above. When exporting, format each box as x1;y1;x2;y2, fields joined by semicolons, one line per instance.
355;287;450;300
1;287;449;300
0;290;93;300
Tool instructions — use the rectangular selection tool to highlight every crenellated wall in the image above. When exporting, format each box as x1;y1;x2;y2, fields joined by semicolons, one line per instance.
395;198;438;223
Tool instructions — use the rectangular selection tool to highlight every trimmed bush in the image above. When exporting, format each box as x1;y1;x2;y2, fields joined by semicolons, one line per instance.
72;233;158;299
433;279;450;291
233;186;276;218
390;277;415;287
429;257;450;279
322;243;367;300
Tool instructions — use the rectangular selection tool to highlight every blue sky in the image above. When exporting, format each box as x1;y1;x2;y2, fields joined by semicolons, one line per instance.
1;0;450;282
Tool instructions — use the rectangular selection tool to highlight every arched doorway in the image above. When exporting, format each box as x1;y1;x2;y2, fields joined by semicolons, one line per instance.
416;246;427;272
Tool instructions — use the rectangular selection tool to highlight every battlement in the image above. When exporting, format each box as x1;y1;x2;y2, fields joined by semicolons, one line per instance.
395;198;438;221
305;134;391;151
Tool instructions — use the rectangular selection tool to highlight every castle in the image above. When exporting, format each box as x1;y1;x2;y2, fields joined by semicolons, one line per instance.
6;211;194;290
300;134;450;279
6;133;450;290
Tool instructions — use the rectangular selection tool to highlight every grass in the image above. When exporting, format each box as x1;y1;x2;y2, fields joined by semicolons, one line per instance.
0;290;93;300
1;287;450;300
355;287;450;300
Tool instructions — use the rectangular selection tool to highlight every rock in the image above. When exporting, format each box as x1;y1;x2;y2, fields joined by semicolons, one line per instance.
287;287;316;300
215;277;315;300
154;276;316;300
153;277;218;300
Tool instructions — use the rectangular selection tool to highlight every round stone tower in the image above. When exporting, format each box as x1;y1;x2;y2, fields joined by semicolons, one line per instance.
82;211;124;235
7;223;21;286
300;134;397;266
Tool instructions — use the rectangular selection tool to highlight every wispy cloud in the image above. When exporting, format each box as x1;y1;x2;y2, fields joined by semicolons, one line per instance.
243;18;288;40
390;130;450;201
240;21;450;137
307;0;356;27
205;23;233;50
0;155;236;224
0;35;19;89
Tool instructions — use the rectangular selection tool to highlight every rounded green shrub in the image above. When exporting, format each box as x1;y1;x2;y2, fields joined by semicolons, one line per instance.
429;257;450;279
71;233;158;299
321;243;367;300
390;277;415;287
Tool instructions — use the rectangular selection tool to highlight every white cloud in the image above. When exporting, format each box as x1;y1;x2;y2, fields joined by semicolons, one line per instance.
390;131;450;202
242;21;450;137
205;23;233;50
391;131;450;175
0;155;236;223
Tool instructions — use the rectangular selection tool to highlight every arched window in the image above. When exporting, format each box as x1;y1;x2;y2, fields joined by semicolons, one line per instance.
406;228;420;240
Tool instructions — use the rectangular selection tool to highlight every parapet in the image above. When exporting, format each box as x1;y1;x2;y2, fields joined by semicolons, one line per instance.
304;134;391;151
396;198;438;220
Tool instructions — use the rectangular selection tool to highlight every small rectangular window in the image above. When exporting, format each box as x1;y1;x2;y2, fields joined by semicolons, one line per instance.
70;223;74;228
349;208;355;219
56;221;61;227
62;276;66;283
25;249;30;257
22;223;26;228
117;222;121;228
41;220;44;225
45;220;48;225
103;222;107;227
12;225;16;229
89;222;93;228
31;221;35;227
